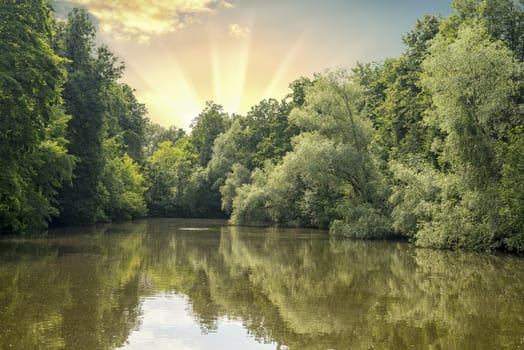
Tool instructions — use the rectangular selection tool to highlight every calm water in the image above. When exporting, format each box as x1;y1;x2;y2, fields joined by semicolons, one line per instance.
0;219;523;350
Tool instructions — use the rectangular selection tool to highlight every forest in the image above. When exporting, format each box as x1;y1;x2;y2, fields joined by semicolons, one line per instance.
1;0;523;253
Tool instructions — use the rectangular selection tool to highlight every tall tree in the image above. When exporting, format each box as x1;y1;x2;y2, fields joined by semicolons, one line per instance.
55;9;133;224
355;15;441;165
0;0;74;233
409;23;518;249
104;82;148;164
54;8;105;224
190;102;230;167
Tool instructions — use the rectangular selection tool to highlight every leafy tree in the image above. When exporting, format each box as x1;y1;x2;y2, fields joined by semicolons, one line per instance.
498;127;524;251
248;98;298;168
448;0;524;60
180;166;224;218
55;8;148;224
287;76;314;107
408;22;519;249
262;133;346;228
230;70;392;236
207;119;250;189
422;23;516;184
355;15;440;165
55;8;108;225
220;164;251;214
99;138;147;221
207;96;299;216
207;97;298;190
143;123;186;158
190;102;230;167
145;139;198;217
230;169;272;225
104;83;148;164
0;0;74;233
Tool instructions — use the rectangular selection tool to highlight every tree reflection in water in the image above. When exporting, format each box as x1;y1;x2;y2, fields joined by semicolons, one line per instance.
0;219;523;350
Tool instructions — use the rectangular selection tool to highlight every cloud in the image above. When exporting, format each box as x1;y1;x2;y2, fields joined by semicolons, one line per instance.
66;0;234;43
228;23;250;39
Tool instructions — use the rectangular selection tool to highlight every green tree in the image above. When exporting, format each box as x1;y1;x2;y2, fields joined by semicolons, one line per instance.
55;8;108;225
355;15;440;165
207;118;251;189
410;23;519;249
448;0;524;60
230;71;391;236
287;76;314;107
498;127;524;251
104;83;148;164
99;138;147;221
0;0;74;233
145;139;198;217
190;102;230;167
55;9;148;224
422;23;516;184
143;123;186;158
220;163;251;214
207;97;298;194
247;98;298;168
230;168;272;225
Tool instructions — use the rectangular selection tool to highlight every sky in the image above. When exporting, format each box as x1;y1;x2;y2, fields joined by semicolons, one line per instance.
122;294;277;349
54;0;453;130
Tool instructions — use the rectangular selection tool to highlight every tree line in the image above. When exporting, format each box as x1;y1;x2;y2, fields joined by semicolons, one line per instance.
1;0;523;252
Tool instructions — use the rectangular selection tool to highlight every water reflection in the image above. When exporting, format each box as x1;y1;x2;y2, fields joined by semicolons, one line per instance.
0;219;523;349
122;294;276;350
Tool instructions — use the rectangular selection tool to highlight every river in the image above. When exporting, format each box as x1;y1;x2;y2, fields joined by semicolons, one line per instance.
0;218;523;349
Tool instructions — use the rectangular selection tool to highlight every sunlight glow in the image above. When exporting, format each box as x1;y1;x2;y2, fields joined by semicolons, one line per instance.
262;34;306;100
60;0;453;129
210;23;252;115
124;45;203;128
92;5;308;128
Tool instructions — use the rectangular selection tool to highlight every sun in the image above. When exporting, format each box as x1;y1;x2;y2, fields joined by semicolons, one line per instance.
116;19;306;130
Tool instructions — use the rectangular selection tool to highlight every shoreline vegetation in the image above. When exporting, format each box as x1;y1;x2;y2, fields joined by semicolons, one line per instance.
1;0;524;253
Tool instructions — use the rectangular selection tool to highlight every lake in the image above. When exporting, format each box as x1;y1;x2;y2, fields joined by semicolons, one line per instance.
0;218;523;349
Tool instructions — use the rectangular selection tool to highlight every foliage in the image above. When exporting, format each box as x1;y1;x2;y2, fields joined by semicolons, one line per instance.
104;83;149;164
54;8;108;224
143;123;185;158
207;118;254;189
405;22;519;250
230;169;272;225
145;139;198;217
190;102;230;167
0;0;74;234
207;97;298;192
220;163;251;214
448;0;524;60
499;127;524;251
422;23;516;181
229;70;392;236
54;8;149;225
99;139;147;221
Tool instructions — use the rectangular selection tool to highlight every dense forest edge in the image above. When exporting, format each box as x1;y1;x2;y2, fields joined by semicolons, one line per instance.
1;0;523;253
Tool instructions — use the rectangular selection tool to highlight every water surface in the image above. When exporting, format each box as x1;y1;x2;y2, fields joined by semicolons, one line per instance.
0;218;523;349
